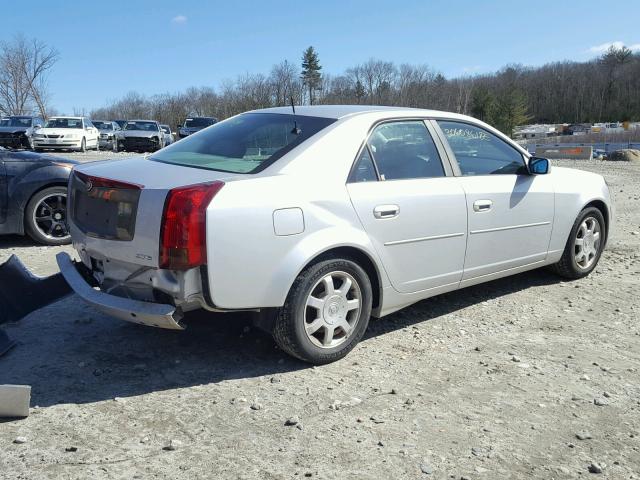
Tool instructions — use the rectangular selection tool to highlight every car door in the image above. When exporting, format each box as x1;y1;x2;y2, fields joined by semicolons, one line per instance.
347;119;468;294
434;120;555;281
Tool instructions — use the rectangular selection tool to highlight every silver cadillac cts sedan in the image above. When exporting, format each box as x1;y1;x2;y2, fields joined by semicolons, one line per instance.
58;106;613;364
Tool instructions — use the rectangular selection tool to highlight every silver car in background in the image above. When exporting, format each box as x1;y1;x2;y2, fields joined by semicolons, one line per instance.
93;120;121;151
117;120;165;152
160;124;175;146
58;106;612;364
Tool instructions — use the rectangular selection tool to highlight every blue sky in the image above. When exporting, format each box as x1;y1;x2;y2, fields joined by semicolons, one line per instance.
3;0;639;114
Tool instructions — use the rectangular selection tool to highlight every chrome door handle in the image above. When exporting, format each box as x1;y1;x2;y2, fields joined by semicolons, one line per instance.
373;204;400;219
473;200;493;212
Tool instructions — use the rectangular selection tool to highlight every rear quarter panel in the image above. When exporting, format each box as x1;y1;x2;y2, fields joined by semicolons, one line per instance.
205;174;386;309
205;115;392;309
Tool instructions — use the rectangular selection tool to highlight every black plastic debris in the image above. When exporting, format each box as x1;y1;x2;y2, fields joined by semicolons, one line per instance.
0;254;71;325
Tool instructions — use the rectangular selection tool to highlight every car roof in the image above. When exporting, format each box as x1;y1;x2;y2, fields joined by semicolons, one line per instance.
249;105;465;120
128;119;157;122
49;116;83;119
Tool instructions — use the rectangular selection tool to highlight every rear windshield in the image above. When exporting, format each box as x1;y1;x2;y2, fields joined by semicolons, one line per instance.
185;117;215;128
93;121;111;130
151;113;336;174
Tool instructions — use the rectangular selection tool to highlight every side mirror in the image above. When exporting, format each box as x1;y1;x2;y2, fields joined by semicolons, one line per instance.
34;124;42;129
529;157;549;175
177;125;182;130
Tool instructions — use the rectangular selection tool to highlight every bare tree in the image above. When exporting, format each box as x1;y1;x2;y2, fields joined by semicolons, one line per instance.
0;35;58;117
270;60;300;106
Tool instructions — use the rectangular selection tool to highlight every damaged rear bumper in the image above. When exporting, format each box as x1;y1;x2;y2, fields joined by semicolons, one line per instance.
56;252;184;330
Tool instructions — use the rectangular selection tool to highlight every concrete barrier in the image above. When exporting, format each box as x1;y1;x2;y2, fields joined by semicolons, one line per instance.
535;146;593;160
0;385;31;418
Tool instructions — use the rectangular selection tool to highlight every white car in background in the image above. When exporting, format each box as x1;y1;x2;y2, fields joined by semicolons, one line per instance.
58;106;613;364
34;117;100;152
160;124;175;146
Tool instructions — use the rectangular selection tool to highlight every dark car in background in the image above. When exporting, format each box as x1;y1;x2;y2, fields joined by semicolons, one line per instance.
0;148;76;245
0;116;44;150
112;119;128;130
177;116;217;138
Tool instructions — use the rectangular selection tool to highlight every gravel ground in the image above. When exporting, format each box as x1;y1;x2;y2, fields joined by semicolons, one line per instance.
0;159;639;480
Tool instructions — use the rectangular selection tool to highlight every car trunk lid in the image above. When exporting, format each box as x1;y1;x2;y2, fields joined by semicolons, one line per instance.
69;156;241;268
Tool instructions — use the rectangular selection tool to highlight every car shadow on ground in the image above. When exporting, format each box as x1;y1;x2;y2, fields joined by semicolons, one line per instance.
0;235;42;249
0;268;563;409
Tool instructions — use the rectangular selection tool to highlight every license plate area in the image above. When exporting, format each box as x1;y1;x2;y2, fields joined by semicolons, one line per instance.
71;173;141;241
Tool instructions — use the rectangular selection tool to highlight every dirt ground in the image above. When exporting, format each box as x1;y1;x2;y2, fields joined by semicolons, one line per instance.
1;157;639;480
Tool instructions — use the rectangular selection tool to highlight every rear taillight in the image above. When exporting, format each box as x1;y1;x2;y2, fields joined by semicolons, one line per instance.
159;181;224;270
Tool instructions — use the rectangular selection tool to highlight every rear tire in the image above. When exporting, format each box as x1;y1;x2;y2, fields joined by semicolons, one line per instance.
272;258;372;365
24;186;71;246
549;206;606;279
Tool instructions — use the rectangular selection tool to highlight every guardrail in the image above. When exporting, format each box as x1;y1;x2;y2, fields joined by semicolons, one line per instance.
524;142;640;156
535;146;593;160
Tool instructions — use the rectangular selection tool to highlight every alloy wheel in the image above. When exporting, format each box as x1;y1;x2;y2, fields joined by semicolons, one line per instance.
303;271;362;349
33;193;69;241
574;216;601;270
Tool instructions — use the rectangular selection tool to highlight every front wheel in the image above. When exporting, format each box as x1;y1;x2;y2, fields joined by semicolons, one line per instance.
272;258;372;364
77;137;86;153
549;206;606;279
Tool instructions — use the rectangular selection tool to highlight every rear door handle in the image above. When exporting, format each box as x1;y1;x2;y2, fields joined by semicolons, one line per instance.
373;204;400;219
473;200;493;212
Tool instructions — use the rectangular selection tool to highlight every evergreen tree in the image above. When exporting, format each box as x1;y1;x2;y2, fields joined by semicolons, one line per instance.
354;80;365;103
495;88;531;137
470;86;497;123
301;46;322;105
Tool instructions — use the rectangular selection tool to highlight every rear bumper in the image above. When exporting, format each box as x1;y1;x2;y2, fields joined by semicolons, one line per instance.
56;252;184;330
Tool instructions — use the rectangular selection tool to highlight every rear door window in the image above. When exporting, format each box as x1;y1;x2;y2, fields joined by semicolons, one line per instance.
367;121;445;181
349;147;378;183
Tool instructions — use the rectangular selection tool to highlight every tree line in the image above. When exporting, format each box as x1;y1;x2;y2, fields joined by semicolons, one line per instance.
2;34;639;137
92;45;640;136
